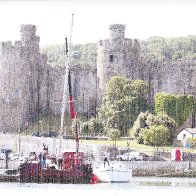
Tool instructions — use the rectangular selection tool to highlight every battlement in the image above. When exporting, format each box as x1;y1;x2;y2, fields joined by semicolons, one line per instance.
0;40;25;57
20;24;38;46
14;41;22;48
0;41;14;56
20;24;36;35
0;24;41;58
109;24;125;40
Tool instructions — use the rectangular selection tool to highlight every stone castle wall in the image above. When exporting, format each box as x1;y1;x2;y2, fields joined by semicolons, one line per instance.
0;25;49;133
97;24;196;106
1;23;196;133
47;66;97;117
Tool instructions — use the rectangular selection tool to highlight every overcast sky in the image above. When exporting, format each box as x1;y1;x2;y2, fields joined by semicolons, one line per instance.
1;0;196;46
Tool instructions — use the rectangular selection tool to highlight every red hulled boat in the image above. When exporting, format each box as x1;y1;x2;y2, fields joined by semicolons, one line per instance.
19;151;95;184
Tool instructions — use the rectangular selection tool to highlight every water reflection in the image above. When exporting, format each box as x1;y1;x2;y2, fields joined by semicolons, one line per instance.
130;177;196;188
0;177;196;190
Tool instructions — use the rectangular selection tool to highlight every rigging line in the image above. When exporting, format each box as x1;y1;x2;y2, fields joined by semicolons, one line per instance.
59;14;74;154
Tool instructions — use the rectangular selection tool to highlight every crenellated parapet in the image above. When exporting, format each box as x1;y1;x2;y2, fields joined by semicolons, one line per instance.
20;24;40;51
109;24;125;41
0;37;38;58
0;41;14;57
14;41;22;48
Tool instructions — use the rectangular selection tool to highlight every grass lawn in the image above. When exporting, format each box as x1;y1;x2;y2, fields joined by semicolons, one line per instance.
82;139;196;154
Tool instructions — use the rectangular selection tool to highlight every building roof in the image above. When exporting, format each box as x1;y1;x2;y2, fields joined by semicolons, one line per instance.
184;128;196;134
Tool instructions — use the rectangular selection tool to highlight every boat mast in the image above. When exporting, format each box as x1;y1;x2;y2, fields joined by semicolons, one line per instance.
59;14;74;154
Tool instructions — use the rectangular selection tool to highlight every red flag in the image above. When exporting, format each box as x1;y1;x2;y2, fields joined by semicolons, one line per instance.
69;96;75;119
68;69;75;119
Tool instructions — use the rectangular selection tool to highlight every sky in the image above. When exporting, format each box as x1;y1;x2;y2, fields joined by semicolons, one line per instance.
1;0;196;46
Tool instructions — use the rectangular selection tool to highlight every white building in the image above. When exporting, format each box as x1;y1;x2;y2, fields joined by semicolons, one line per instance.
177;128;196;141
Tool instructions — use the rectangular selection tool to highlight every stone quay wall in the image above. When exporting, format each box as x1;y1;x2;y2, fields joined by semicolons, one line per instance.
126;161;196;177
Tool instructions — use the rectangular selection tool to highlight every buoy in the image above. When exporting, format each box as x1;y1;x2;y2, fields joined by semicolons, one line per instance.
175;148;182;161
90;174;99;184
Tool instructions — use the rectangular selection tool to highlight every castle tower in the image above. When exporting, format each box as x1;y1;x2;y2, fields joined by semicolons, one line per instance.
97;24;139;92
20;24;40;51
0;24;48;133
109;24;125;41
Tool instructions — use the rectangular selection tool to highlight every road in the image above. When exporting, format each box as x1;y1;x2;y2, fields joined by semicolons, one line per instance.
0;133;107;169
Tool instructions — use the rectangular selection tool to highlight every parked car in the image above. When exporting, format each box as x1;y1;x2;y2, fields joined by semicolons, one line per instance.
0;148;12;160
48;130;58;138
116;151;143;161
10;153;20;161
10;153;24;161
41;132;49;137
32;131;41;137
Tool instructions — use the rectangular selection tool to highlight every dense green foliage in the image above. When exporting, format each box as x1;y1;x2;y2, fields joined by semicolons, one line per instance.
99;76;149;136
143;125;170;146
129;112;149;143
108;128;121;145
41;35;196;70
155;93;195;126
140;35;196;64
80;117;105;136
40;37;196;145
130;111;177;145
41;43;97;69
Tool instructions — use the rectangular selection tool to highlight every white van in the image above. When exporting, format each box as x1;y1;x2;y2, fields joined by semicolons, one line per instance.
116;151;143;161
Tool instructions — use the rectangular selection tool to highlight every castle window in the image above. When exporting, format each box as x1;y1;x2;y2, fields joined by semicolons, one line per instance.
109;55;114;62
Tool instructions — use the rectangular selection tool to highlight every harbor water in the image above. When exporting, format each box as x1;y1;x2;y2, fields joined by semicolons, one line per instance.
0;177;196;196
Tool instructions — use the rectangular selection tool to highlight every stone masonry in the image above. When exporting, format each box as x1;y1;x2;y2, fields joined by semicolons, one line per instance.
1;24;196;133
0;25;49;133
97;24;140;92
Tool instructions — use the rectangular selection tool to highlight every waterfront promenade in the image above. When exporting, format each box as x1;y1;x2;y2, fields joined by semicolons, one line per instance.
0;133;196;177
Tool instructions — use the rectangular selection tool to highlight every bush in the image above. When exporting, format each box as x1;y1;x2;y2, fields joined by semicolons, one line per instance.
80;117;105;136
129;112;149;143
108;128;121;145
80;121;89;135
143;125;170;146
186;138;196;149
88;117;105;135
130;111;176;145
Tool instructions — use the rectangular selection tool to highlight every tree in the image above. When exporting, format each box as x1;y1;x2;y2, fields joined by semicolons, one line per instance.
88;117;105;136
108;128;121;146
80;121;89;135
130;112;150;143
80;117;105;136
155;93;195;126
99;76;149;136
151;113;177;144
143;125;170;146
130;111;177;145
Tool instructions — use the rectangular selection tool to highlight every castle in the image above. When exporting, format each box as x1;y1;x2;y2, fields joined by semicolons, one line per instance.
1;24;196;133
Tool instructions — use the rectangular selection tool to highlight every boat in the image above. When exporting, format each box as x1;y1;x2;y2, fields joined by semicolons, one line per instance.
93;161;132;183
19;151;94;184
